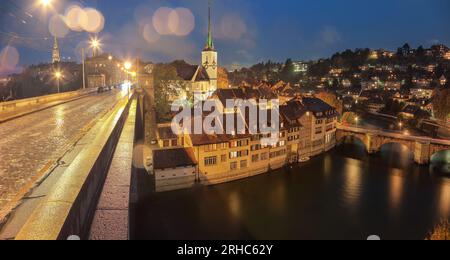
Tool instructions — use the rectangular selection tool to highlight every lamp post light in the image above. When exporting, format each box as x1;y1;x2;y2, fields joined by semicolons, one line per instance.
54;71;62;93
89;37;101;57
38;0;53;8
124;62;133;97
124;61;132;71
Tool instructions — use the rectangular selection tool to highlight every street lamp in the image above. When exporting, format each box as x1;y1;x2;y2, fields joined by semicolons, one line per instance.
39;0;53;7
54;70;62;93
89;37;101;57
124;61;132;71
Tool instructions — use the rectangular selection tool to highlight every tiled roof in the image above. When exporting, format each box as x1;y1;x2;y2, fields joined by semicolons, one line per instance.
194;66;210;82
302;97;338;119
172;61;199;81
153;148;197;169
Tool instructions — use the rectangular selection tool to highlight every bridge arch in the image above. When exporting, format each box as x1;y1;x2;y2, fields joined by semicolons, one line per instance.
379;142;415;161
337;134;368;152
378;140;414;155
430;149;450;174
430;149;450;163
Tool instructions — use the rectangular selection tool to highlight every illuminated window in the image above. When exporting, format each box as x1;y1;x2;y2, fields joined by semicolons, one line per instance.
204;156;217;166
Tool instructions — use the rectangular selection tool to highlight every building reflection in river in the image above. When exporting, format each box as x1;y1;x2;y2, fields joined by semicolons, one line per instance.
438;180;450;217
388;169;405;215
342;158;363;207
134;141;450;240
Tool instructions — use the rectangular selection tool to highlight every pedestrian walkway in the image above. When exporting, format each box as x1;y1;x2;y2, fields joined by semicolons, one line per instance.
88;99;137;240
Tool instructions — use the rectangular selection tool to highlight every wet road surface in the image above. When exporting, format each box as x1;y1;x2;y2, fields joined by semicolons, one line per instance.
0;89;126;210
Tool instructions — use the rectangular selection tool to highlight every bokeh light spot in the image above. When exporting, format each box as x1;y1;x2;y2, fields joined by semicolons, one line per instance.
0;46;20;72
65;5;84;32
49;14;69;38
82;8;105;33
143;23;160;43
168;8;195;36
152;7;173;35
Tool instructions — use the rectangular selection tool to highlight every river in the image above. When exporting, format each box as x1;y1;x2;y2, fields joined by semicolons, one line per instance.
133;141;450;240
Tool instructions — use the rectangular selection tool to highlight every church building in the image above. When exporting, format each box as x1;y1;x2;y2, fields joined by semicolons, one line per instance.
172;2;220;102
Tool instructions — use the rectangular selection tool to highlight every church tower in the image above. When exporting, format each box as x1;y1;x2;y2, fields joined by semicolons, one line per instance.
201;0;218;91
52;37;61;63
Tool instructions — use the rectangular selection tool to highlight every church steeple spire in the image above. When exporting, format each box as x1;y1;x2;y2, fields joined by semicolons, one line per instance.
52;37;61;63
205;0;214;51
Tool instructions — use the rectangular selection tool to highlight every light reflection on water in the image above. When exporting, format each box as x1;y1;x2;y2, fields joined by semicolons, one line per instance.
135;142;450;240
342;158;363;207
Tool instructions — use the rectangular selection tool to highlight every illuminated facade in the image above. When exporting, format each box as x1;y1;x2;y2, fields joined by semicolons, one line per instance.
201;1;218;92
52;37;61;64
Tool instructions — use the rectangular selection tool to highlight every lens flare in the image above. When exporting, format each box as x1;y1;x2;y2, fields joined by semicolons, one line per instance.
82;8;105;33
49;14;69;38
0;46;20;72
62;6;104;34
168;8;195;36
152;7;173;35
143;23;160;43
65;5;84;32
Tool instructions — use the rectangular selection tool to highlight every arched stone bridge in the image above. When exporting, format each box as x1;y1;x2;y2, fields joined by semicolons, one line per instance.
336;125;450;164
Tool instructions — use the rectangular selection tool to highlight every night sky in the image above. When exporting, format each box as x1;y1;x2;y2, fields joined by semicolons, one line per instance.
1;0;450;75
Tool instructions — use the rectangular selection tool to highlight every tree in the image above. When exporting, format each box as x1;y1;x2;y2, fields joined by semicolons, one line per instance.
432;88;450;121
280;58;295;83
427;220;450;240
417;45;425;56
152;64;185;123
217;67;229;89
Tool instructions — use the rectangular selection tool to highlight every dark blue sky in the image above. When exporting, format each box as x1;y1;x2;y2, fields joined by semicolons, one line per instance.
1;0;450;73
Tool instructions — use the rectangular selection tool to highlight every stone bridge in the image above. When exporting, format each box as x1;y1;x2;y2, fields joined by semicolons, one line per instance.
336;125;450;165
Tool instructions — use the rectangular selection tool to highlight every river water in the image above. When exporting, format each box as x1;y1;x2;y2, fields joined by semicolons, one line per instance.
134;141;450;240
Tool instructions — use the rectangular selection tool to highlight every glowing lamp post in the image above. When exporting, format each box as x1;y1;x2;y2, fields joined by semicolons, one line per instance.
90;37;101;57
54;71;62;93
39;0;53;7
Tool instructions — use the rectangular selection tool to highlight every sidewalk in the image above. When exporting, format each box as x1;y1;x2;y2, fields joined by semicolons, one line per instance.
88;99;137;240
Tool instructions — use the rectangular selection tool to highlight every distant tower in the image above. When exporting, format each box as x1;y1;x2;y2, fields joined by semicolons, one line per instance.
52;37;61;63
202;0;218;90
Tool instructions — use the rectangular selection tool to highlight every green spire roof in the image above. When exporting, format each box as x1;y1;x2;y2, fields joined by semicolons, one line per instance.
205;0;214;51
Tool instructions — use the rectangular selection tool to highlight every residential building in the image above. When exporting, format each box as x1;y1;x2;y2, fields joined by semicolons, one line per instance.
85;53;124;87
153;148;197;192
87;74;105;89
293;61;309;74
410;87;434;99
157;124;184;148
445;51;450;60
152;92;338;191
366;97;386;113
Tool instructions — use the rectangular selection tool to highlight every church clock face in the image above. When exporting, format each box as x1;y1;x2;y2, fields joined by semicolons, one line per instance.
203;62;209;69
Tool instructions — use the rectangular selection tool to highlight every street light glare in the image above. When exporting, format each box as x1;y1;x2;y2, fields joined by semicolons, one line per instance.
39;0;53;7
124;62;132;70
90;38;100;49
54;71;62;79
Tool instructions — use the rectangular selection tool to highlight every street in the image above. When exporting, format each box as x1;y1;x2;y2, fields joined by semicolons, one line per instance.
0;89;127;211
